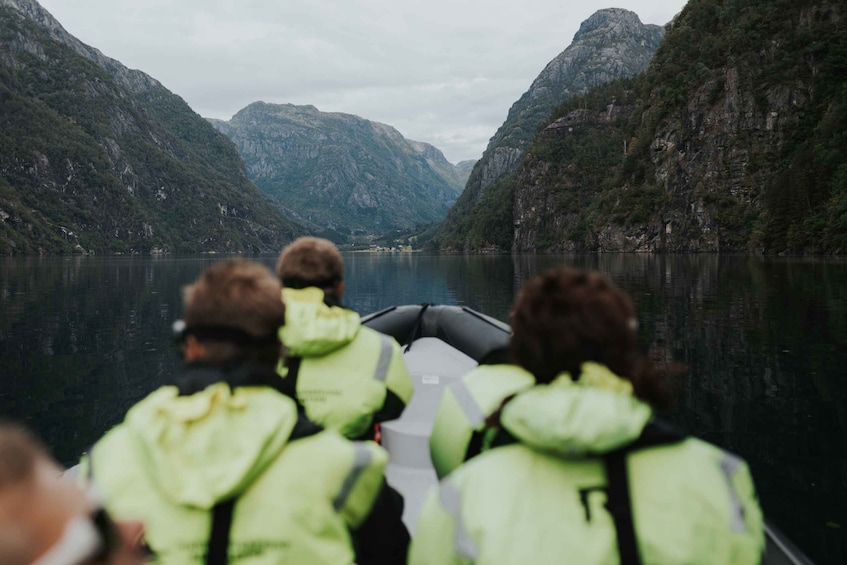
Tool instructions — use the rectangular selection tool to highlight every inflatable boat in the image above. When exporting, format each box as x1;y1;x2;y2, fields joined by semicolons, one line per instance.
361;304;815;565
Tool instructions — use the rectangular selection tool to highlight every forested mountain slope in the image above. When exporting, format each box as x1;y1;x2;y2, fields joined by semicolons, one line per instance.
460;0;846;254
0;0;301;254
432;8;665;250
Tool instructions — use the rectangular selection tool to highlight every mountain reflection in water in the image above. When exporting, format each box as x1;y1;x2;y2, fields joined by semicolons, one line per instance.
0;253;844;563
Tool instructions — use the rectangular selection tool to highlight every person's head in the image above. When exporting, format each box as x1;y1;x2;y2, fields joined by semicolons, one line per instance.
0;423;144;565
276;237;345;300
509;267;682;410
180;259;285;367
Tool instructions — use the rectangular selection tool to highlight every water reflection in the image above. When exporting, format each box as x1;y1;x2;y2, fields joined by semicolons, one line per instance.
0;253;844;563
0;255;219;462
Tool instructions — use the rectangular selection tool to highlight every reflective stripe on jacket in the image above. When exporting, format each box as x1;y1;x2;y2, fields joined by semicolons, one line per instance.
86;382;389;564
278;287;413;439
429;363;534;479
410;363;765;565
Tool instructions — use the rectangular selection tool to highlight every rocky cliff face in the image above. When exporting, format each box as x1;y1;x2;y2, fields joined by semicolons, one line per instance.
211;103;470;235
510;0;846;254
433;8;665;250
0;0;301;254
512;91;637;252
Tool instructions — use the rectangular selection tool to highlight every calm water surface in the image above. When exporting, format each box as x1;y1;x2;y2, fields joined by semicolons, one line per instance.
0;253;844;563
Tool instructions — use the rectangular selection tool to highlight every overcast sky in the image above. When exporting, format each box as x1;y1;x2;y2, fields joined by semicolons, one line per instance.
37;0;688;164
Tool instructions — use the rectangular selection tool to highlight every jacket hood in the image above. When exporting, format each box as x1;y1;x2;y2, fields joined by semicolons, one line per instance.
120;382;298;509
279;287;361;357
501;362;652;457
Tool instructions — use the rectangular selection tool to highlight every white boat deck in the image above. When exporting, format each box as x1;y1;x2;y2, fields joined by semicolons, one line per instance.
381;337;477;531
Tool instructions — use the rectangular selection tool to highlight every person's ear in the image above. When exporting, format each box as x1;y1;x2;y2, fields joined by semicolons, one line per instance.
335;280;345;301
183;336;208;362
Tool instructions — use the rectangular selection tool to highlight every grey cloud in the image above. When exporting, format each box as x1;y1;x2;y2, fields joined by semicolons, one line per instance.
39;0;688;163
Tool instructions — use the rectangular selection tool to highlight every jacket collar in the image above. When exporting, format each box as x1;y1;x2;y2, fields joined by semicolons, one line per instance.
279;287;361;357
176;361;298;400
500;363;653;458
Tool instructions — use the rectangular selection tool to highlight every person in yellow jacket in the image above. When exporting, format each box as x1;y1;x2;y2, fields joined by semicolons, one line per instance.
428;347;534;479
81;259;409;564
410;267;765;565
275;237;414;440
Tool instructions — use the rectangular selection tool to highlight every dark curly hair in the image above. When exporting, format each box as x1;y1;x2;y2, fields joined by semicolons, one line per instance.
510;267;683;410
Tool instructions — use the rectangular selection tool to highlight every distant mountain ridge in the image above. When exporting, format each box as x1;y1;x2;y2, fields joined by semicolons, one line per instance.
432;8;665;250
0;0;301;254
210;102;471;235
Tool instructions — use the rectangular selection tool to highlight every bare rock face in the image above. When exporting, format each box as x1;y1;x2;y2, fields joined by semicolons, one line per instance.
639;66;805;252
434;8;665;250
0;0;161;93
211;102;470;234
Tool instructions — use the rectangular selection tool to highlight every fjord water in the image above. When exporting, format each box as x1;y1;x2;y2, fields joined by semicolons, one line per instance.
0;253;844;563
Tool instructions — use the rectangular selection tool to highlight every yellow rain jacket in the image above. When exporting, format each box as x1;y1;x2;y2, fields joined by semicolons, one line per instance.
84;366;389;564
429;363;534;479
278;287;413;439
410;363;765;565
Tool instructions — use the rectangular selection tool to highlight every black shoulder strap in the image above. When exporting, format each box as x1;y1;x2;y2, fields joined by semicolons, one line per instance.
604;450;642;565
201;414;320;565
289;412;324;440
284;356;302;388
464;430;486;462
282;356;308;413
206;498;236;565
603;421;687;565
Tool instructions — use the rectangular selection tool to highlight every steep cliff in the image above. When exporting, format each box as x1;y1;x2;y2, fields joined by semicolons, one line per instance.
432;8;665;250
512;0;846;253
0;0;302;254
211;103;469;235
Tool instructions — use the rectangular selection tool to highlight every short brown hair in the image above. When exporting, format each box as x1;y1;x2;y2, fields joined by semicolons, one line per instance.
182;259;285;365
276;237;343;289
510;267;682;410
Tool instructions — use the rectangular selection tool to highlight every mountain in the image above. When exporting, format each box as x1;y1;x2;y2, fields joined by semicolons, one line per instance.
210;102;470;235
431;8;665;250
0;0;302;255
454;160;476;183
481;0;846;254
